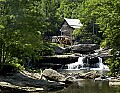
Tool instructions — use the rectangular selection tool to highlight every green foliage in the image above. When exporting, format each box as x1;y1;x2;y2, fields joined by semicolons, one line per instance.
73;0;120;75
0;0;57;72
40;42;55;56
73;26;101;44
0;0;120;75
8;57;24;71
56;0;84;22
105;57;120;76
73;27;91;43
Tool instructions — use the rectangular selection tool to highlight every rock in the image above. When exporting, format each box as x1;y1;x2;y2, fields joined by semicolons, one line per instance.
42;69;75;84
79;71;100;79
55;46;65;54
0;72;65;92
61;71;101;79
42;69;66;82
109;82;120;86
54;46;71;54
0;82;44;92
71;44;99;53
21;71;42;80
109;79;120;86
64;47;71;53
65;76;76;83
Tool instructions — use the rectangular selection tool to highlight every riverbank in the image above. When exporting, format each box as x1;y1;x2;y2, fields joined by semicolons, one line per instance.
0;71;65;92
0;69;120;92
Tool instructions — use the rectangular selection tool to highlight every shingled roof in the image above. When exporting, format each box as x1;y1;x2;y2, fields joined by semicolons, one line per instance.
64;18;83;28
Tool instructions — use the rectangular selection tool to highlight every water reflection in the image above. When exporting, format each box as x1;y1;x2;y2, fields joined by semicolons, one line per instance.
56;80;120;93
26;80;120;93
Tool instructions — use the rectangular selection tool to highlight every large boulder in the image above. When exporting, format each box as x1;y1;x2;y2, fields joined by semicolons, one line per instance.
42;69;75;84
71;44;99;53
42;69;66;82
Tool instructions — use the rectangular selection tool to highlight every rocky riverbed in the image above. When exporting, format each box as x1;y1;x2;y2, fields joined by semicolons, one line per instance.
0;70;65;92
0;69;120;92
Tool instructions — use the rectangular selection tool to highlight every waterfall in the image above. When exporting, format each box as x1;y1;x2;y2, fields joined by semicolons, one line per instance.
67;57;83;69
64;56;109;71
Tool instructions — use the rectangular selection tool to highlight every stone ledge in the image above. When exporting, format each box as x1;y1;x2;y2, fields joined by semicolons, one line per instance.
0;82;44;92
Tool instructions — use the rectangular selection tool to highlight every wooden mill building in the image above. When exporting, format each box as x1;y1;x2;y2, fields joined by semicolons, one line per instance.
52;18;82;46
60;18;82;45
60;18;82;36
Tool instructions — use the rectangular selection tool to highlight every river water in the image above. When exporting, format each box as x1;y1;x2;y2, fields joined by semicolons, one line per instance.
31;79;120;93
33;79;120;93
2;79;120;93
2;56;120;93
49;56;120;93
56;80;120;93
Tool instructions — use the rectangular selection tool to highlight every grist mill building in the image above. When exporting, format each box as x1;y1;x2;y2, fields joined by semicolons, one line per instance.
52;18;82;46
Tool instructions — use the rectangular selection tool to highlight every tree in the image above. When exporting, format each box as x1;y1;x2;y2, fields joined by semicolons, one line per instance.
76;0;120;75
56;0;83;19
40;0;61;36
0;0;55;72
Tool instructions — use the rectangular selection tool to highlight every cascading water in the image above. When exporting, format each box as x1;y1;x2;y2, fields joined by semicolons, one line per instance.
61;56;109;71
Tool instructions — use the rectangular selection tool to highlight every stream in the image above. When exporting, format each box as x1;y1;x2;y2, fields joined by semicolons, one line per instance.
56;80;120;93
36;56;120;93
2;79;120;93
1;56;120;93
30;80;120;93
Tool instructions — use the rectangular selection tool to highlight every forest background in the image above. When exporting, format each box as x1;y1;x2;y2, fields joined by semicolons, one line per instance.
0;0;120;76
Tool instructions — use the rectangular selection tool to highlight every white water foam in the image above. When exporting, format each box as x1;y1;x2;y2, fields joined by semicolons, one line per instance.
62;57;109;71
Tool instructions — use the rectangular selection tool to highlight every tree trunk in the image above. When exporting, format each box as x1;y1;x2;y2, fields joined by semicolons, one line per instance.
0;43;5;73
